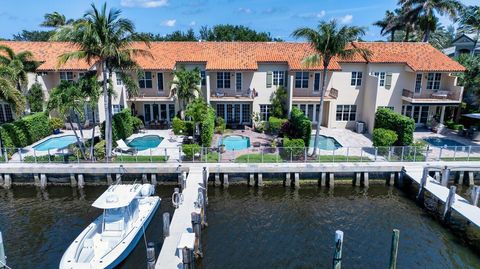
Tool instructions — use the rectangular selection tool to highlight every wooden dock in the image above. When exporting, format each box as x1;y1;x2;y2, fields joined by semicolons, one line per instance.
156;167;204;269
404;165;480;228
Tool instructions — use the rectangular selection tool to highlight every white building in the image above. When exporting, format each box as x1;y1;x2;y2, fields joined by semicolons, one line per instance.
0;41;465;133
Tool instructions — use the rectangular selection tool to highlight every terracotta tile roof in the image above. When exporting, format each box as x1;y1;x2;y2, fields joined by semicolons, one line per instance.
0;41;465;72
352;41;466;72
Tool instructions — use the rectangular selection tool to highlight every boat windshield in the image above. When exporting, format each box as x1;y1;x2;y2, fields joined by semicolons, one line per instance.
103;207;127;232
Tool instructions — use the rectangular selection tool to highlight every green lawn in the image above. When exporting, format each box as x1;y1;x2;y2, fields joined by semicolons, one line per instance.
235;153;282;163
235;153;371;163
112;155;169;163
441;157;480;161
314;155;371;162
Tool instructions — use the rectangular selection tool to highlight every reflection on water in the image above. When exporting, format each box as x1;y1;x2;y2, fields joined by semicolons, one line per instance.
200;185;480;269
0;185;175;269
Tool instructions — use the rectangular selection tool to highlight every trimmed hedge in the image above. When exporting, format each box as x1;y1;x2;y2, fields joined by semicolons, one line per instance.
372;128;398;147
0;112;52;149
172;117;185;135
182;143;201;160
280;137;305;159
101;109;134;143
268;117;287;134
200;109;215;146
374;108;414;146
281;107;311;146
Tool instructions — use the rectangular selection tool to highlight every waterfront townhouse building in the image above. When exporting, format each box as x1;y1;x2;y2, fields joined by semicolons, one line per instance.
0;41;465;134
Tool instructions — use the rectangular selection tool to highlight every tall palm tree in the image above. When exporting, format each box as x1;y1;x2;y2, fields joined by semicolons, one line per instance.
0;65;26;113
399;0;464;42
292;20;370;155
41;12;74;28
457;5;480;56
374;11;399;42
171;66;201;117
0;45;39;93
52;3;150;159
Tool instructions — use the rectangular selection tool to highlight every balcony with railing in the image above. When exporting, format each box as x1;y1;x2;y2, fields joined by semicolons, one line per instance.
402;87;462;104
292;88;338;102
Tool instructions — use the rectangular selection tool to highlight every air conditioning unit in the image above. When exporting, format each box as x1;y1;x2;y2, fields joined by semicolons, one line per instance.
356;121;366;133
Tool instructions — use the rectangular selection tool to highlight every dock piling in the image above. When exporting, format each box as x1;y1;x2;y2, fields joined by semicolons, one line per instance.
34;174;40;187
248;173;255;187
257;173;263;187
77;174;85;189
333;230;343;269
285;173;291;187
389;229;400;269
106;174;113;185
223;173;229;187
355;173;361;187
417;167;429;204
146;242;156;269
471;186;480;207
363;172;369;188
320;173;326;187
214;173;221;187
191;212;203;258
151;174;157;185
70;174;77;187
328;173;334;188
468;172;475;186
40;174;47;189
182;247;195;269
443;186;457;222
441;167;450;187
163;212;170;238
142;173;148;184
4;175;11;190
294;173;300;188
456;171;465;185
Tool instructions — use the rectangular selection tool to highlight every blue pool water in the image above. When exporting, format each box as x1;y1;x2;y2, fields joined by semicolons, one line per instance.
127;135;163;151
219;135;251;151
33;135;77;151
423;137;466;148
309;135;342;150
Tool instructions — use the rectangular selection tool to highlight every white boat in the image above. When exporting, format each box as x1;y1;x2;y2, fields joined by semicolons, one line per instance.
59;184;160;269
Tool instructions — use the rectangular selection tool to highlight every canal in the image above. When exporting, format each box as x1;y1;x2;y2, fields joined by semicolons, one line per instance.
0;183;479;268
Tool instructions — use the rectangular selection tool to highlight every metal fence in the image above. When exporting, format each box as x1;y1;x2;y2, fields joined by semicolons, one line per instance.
3;145;480;164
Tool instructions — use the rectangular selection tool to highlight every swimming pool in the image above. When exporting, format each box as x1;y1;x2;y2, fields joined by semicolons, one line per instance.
423;137;466;148
127;135;163;151
309;135;342;150
33;135;77;151
219;135;250;151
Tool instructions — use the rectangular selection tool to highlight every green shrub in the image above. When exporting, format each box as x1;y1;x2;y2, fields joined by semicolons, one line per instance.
281;107;311;146
131;117;144;132
49;117;64;130
452;124;464;131
100;109;134;142
184;121;194;136
372;128;398;147
445;120;455;129
172;117;185;135
182;143;201;160
268;117;287;134
27;82;44;112
0;112;52;149
94;140;106;161
374;108;414;146
215;117;226;134
200;109;215;146
280;138;305;159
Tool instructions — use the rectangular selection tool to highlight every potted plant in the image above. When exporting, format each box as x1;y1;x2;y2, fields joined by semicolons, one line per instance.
219;143;226;153
49;117;64;134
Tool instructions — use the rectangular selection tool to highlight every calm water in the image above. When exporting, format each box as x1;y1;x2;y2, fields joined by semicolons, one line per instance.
0;185;175;269
200;185;480;269
1;184;479;269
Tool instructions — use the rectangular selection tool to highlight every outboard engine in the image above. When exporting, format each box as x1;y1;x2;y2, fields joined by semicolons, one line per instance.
141;184;155;196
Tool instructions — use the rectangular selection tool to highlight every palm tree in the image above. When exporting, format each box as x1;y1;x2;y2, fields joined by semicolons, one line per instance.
0;45;39;93
171;66;201;117
52;3;150;160
374;11;399;42
457;5;480;56
41;12;74;28
292;20;370;155
399;0;464;42
0;65;26;113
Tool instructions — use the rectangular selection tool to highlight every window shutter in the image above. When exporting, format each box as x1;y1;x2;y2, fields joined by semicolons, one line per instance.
284;71;288;87
266;71;273;88
385;72;393;89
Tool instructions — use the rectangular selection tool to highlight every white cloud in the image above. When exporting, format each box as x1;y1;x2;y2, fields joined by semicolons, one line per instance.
238;7;253;14
317;10;326;18
163;19;176;27
190;21;196;26
339;14;353;24
296;10;326;19
120;0;168;8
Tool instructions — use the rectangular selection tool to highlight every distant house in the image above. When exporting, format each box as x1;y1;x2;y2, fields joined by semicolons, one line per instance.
443;33;479;57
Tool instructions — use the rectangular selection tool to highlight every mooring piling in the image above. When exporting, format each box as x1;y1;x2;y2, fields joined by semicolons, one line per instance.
70;174;77;187
285;173;291;187
355;172;361;187
163;212;170;238
257;173;263;187
333;230;343;269
363;172;369;188
3;175;11;190
248;173;255;186
214;173;221;187
191;212;203;258
223;173;229;187
182;247;195;269
471;186;479;207
443;186;457;222
328;173;334;188
389;229;400;269
320;173;326;187
77;174;85;189
294;173;300;188
441;167;450;187
147;242;156;269
0;231;6;269
417;167;429;204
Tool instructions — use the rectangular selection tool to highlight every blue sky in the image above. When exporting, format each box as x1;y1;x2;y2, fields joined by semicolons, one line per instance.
0;0;477;41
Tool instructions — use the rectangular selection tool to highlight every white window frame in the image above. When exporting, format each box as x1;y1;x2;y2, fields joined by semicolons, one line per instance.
313;72;321;92
60;71;74;82
139;71;153;89
157;72;164;92
336;105;357;122
373;72;386;87
351;72;362;86
272;71;285;86
217;72;231;89
200;71;206;86
260;104;271;121
116;72;123;86
426;73;441;90
295;72;309;88
235;72;242;92
414;73;422;94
